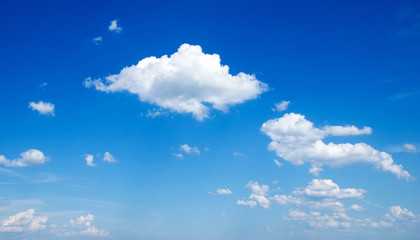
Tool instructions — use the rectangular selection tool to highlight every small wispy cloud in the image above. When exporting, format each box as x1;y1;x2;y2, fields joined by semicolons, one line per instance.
172;153;183;159
273;159;283;167
232;151;246;158
180;144;200;155
272;100;291;112
93;36;103;45
103;152;117;163
209;188;232;195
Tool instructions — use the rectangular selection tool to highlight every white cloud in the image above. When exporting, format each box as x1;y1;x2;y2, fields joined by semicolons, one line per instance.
0;149;48;167
51;214;109;237
233;151;246;157
294;179;366;199
286;209;350;229
273;159;283;167
386;206;418;221
237;181;271;209
172;153;183;159
0;210;109;237
103;152;117;163
309;166;324;176
237;200;257;208
85;154;95;167
145;108;165;118
180;144;200;155
260;113;413;181
0;209;48;232
239;179;364;212
29;101;55;116
404;144;417;152
216;188;232;195
273;100;291;112
93;36;103;45
108;19;122;33
39;82;47;89
84;44;268;121
350;204;365;211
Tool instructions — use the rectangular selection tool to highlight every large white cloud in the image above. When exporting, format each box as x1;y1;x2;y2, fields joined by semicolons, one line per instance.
84;44;268;121
0;209;48;232
260;113;413;181
29;101;55;116
0;149;48;167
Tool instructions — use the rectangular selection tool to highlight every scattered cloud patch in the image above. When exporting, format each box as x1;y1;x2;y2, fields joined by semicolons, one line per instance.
84;44;268;121
0;209;47;232
93;36;103;45
272;100;291;112
285;209;351;229
386;206;418;221
350;204;365;211
51;214;109;237
237;199;257;208
233;151;246;158
39;82;47;89
0;149;48;167
237;181;271;209
145;108;165;118
108;19;122;33
261;113;413;181
172;153;183;159
238;179;365;212
103;152;117;163
180;144;200;155
29;101;55;116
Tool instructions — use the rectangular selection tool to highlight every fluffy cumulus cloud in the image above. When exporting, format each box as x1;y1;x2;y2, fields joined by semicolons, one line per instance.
180;144;200;155
108;19;122;33
0;149;48;167
103;152;117;163
386;206;419;222
237;181;271;209
0;209;48;232
29;101;55;116
260;113;413;181
85;154;95;167
238;179;365;211
273;100;291;112
236;179;420;231
84;44;268;121
293;179;366;199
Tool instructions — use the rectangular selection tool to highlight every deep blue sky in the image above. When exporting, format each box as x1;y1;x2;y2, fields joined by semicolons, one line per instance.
0;0;419;239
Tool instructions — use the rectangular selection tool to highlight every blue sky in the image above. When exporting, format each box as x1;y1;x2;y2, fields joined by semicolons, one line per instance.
1;0;420;239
